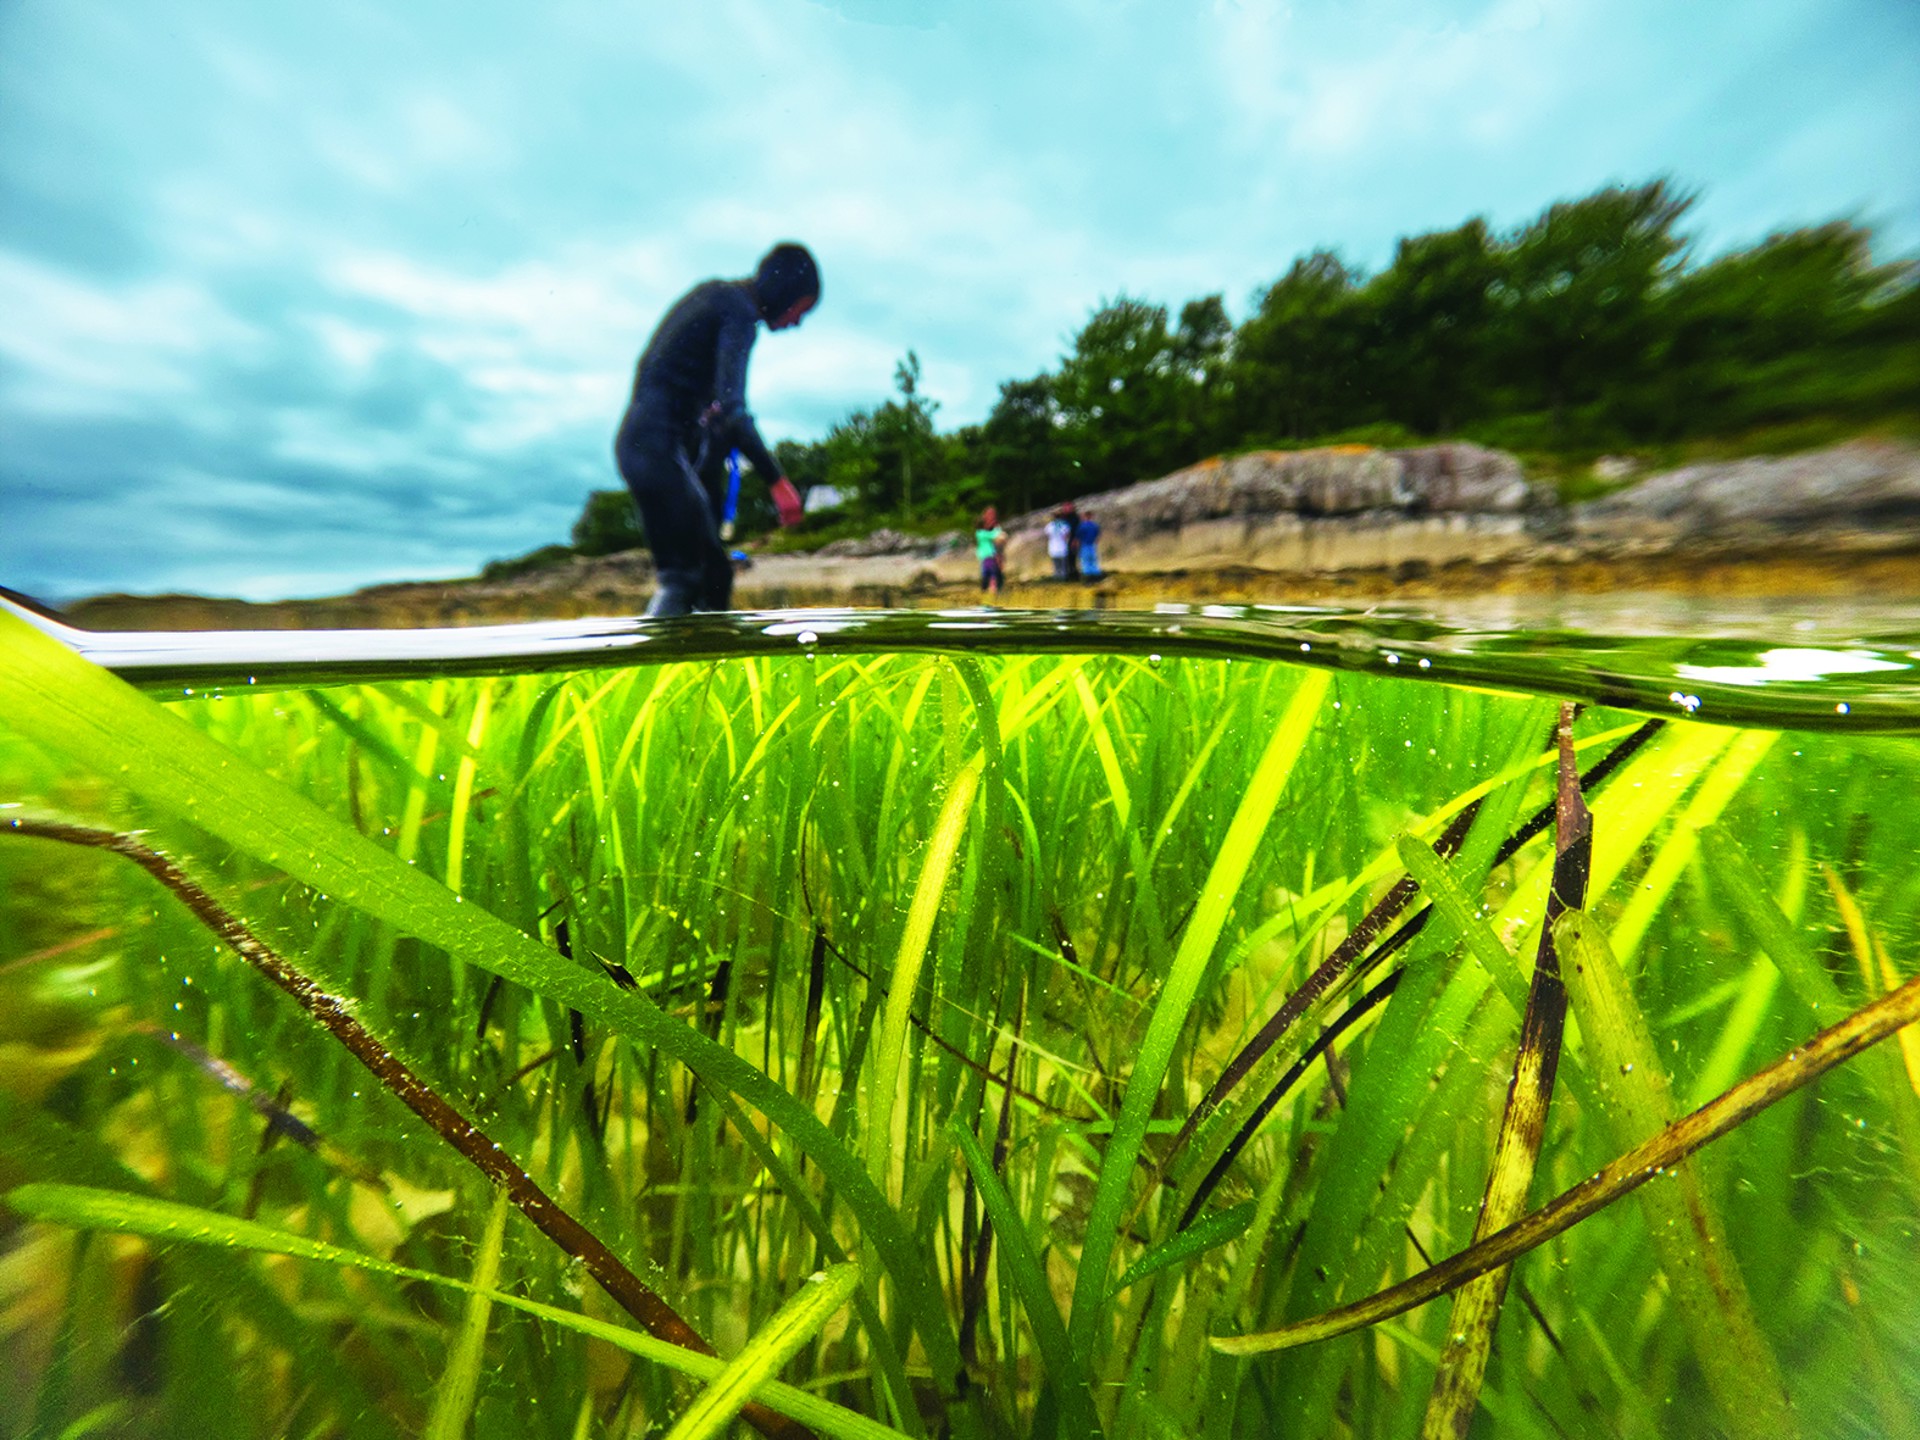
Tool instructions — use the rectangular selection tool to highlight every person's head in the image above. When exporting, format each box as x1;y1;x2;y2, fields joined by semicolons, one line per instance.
980;506;998;528
753;242;820;330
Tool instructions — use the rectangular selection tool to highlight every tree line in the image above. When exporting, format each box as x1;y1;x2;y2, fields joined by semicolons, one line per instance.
567;178;1917;555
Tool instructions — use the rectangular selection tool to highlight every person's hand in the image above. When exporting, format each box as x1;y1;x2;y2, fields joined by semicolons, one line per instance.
770;476;804;528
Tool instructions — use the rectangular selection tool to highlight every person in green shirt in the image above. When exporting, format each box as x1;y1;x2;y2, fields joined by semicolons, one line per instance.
975;506;1007;596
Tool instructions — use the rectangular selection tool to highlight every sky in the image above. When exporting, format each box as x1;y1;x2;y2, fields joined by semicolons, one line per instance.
2;0;1915;603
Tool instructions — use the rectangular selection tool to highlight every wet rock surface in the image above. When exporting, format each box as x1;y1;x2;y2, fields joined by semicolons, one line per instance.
1565;440;1920;544
812;527;963;559
1002;443;1536;543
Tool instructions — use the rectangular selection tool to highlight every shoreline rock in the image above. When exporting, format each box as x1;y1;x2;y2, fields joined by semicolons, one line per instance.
54;439;1920;630
1563;440;1920;550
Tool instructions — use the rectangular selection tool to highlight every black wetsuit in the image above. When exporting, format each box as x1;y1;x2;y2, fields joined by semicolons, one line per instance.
614;279;782;615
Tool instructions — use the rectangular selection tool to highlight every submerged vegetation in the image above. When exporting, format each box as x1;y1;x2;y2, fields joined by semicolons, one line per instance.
2;606;1919;1437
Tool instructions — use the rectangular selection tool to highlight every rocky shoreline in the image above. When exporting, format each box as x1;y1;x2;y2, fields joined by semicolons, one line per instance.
59;439;1920;630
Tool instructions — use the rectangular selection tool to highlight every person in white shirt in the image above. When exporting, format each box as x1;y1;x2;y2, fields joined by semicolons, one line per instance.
1045;509;1073;581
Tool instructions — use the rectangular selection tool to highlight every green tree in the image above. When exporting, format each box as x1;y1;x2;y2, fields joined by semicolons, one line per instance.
1487;179;1693;437
821;409;882;511
983;375;1072;516
1364;219;1502;434
1231;251;1370;442
1052;297;1184;491
927;422;993;517
730;179;1916;544
1643;221;1912;434
570;489;645;555
1171;294;1234;457
889;350;939;519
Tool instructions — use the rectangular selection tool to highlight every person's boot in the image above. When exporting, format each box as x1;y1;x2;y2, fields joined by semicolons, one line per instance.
645;580;698;618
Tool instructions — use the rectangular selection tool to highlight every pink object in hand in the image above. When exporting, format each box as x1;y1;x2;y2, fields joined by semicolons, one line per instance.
771;476;804;528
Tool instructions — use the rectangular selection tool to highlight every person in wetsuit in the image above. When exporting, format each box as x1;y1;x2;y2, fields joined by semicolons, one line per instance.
614;243;818;616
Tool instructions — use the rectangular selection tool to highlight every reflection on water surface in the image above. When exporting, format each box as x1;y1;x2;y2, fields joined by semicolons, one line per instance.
9;590;1919;732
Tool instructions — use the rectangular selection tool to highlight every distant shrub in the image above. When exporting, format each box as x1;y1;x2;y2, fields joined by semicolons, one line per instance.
479;544;576;582
571;489;646;556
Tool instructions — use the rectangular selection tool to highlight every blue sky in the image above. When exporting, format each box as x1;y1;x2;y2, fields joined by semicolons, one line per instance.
2;0;1915;603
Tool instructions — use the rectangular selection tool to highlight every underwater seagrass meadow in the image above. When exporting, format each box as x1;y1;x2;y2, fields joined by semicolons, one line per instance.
2;604;1919;1439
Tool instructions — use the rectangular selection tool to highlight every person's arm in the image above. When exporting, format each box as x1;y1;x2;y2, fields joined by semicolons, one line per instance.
711;300;802;525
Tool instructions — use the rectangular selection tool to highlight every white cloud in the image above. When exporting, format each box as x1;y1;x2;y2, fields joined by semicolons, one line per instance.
268;412;479;480
753;320;908;425
1211;0;1579;161
396;91;500;170
307;315;389;372
0;250;261;416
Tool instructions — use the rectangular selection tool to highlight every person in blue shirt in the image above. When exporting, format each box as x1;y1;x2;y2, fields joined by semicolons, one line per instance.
1076;510;1103;579
614;243;817;617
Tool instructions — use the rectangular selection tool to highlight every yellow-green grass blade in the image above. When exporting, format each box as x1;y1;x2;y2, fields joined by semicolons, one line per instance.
1606;729;1780;964
396;680;446;870
866;757;980;1199
950;1118;1103;1440
1395;833;1529;1015
1141;703;1235;874
1701;822;1848;1021
664;1263;863;1440
705;1085;924;1438
1825;865;1920;1093
1071;671;1131;828
442;681;493;898
948;1120;1071;1376
1113;1200;1254;1294
1685;958;1783;1109
5;1184;905;1440
1162;703;1578;1186
424;1186;511;1440
1064;669;1330;1379
1701;819;1920;1201
1509;722;1734;941
1557;911;1797;1440
1213;710;1559;1397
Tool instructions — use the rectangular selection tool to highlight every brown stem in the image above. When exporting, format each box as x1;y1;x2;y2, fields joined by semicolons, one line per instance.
5;817;812;1440
1422;703;1587;1438
1214;963;1920;1357
1158;801;1482;1180
1160;717;1663;1190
